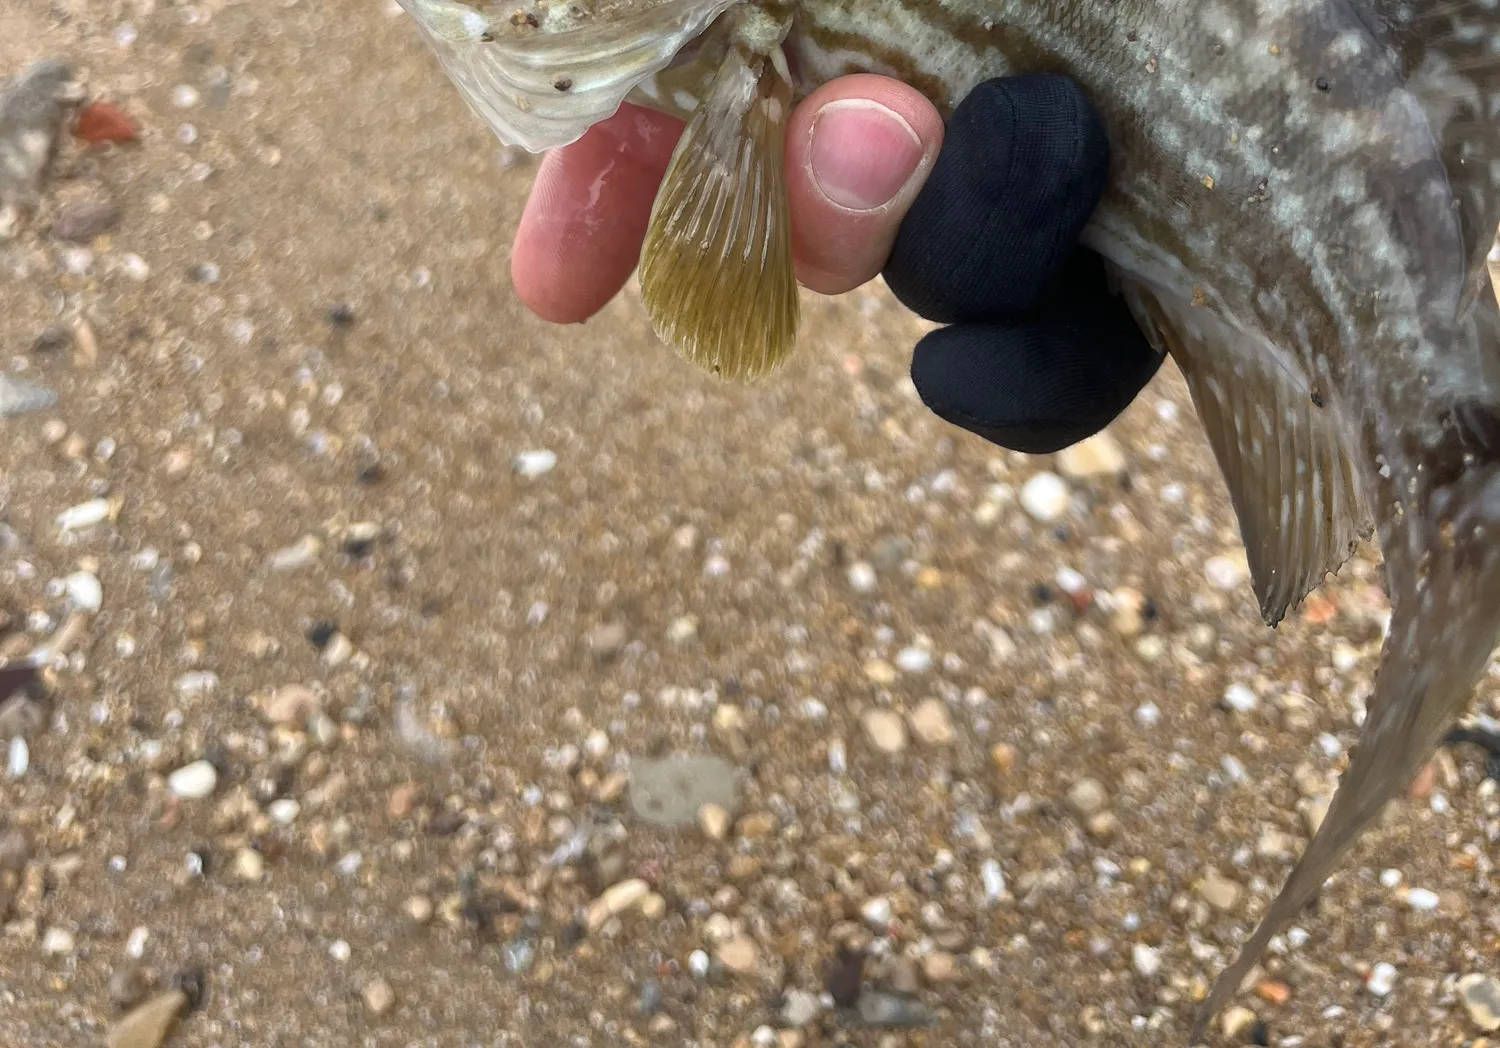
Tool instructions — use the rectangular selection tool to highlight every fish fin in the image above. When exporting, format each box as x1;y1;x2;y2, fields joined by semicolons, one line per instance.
637;43;799;382
1365;1;1500;297
1121;282;1373;627
396;0;741;152
1193;422;1500;1038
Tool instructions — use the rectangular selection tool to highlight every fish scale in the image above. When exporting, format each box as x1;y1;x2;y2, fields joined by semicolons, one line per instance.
396;0;1500;1038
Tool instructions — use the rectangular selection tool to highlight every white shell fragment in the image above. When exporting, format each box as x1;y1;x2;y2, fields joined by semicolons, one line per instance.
57;498;111;532
514;449;557;477
64;570;103;612
167;759;218;799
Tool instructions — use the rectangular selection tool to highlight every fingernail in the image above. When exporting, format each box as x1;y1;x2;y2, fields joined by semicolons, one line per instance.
809;99;926;212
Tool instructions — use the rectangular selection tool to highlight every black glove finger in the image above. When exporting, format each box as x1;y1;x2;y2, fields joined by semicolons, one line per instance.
882;73;1111;325
910;258;1164;455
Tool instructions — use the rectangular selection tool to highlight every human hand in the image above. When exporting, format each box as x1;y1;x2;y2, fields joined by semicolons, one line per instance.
511;71;1160;457
511;73;945;322
883;75;1164;454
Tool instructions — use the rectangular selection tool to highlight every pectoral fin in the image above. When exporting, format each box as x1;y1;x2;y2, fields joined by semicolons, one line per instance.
1120;281;1373;627
637;43;799;382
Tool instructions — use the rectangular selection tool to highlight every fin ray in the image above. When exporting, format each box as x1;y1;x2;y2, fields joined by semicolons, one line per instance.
638;41;799;381
1121;281;1374;626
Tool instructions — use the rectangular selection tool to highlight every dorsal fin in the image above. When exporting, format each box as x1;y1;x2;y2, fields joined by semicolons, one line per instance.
1119;281;1373;627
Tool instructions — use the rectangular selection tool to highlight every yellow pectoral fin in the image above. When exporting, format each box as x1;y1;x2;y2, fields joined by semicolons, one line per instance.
638;44;799;382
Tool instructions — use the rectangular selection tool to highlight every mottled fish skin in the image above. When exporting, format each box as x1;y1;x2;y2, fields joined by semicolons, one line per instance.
398;0;1500;1035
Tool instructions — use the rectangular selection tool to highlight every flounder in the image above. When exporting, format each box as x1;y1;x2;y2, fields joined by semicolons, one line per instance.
395;0;1500;1037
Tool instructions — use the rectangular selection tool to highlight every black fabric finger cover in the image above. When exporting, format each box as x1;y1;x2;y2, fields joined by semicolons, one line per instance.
882;74;1112;324
909;256;1165;455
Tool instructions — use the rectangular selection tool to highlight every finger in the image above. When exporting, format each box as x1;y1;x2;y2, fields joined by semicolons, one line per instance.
883;75;1111;325
511;103;685;324
785;74;944;296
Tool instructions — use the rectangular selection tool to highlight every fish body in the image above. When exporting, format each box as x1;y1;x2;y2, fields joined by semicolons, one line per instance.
396;0;1500;1036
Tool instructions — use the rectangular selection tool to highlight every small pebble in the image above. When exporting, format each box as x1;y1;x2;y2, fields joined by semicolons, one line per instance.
716;935;759;974
268;536;322;571
1205;553;1249;591
688;949;711;979
1056;432;1126;478
263;684;319;725
586;878;650;932
53;198;119;241
57;498;111;531
514;449;557;478
363;977;395;1016
860;896;893;929
42;926;75;955
585;621;627;657
862;710;907;754
167;760;218;799
1223;682;1258;713
1403;887;1439;911
233;847;264;881
847;561;877;592
1365;961;1398;996
1132;943;1161;977
64;570;103;611
921;951;959;983
979;858;1006;902
907;698;954;745
7;736;28;778
697;803;730;841
1197;870;1242;912
780;989;821;1027
855;991;934;1027
894;646;931;673
1458;973;1500;1032
1020;472;1069;522
176;672;219;698
1220;1006;1259;1038
1067;777;1109;817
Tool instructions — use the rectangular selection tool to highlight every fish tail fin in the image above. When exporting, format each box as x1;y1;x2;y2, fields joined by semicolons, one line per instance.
1194;434;1500;1037
638;29;799;382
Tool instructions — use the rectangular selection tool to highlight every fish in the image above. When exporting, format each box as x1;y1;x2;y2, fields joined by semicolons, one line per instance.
393;0;1500;1037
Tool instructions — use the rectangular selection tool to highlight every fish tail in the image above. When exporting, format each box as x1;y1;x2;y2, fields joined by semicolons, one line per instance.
1194;434;1500;1037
